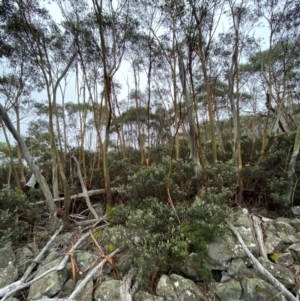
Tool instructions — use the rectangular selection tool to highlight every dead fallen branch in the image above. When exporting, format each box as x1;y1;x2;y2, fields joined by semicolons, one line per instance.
251;215;268;259
0;224;109;300
120;268;139;301
31;188;118;206
68;248;121;300
0;224;63;299
72;156;99;219
228;222;298;301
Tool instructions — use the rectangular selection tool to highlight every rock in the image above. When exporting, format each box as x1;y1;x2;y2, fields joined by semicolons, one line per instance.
277;232;300;244
75;251;99;274
266;223;276;232
220;271;231;283
290;218;300;231
43;250;60;264
289;243;300;263
274;221;296;235
74;279;93;301
233;213;251;228
257;257;294;289
241;276;286;301
207;228;257;270
268;252;294;266
15;242;39;277
291;206;300;217
27;258;68;300
206;236;233;270
0;243;18;289
94;279;122;301
117;253;134;276
227;258;255;278
264;230;284;253
233;227;258;256
60;279;76;298
133;291;164;301
182;253;208;281
215;279;242;301
170;274;208;301
156;275;179;300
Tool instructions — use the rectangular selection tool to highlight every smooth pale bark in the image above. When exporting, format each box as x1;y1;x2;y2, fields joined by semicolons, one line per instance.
72;156;99;219
229;222;298;301
132;62;145;165
187;0;218;165
92;0;114;207
0;104;56;214
287;125;300;204
227;1;243;204
0;118;21;188
32;188;118;206
178;49;200;174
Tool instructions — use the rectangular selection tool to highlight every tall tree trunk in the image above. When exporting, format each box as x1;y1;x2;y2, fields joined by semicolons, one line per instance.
132;62;145;165
178;48;200;173
261;32;273;157
287;126;300;204
188;0;217;164
228;0;243;204
92;0;116;208
187;45;206;175
15;107;26;183
0;104;56;215
0;119;21;189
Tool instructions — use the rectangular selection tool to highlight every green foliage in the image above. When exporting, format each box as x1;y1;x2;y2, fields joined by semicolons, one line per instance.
0;187;36;247
108;189;231;288
119;162;170;201
118;156;203;202
111;198;188;287
205;161;237;191
25;187;45;203
241;134;295;209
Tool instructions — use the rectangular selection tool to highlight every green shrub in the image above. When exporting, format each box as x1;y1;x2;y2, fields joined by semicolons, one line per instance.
118;156;205;202
240;133;296;209
108;186;232;288
119;163;170;201
111;198;188;287
0;187;36;247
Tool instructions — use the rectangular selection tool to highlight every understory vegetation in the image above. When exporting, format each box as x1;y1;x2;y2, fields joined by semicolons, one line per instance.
0;131;299;287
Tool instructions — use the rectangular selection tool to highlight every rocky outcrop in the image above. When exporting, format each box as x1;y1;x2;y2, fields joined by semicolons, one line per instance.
1;212;300;300
0;243;18;289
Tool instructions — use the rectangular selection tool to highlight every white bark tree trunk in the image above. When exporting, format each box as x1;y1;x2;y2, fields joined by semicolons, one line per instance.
0;104;56;215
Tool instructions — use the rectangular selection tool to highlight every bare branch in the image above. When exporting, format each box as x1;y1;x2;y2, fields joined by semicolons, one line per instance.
72;156;99;219
228;222;298;301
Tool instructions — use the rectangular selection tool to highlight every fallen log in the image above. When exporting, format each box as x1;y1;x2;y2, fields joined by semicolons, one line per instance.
31;188;118;206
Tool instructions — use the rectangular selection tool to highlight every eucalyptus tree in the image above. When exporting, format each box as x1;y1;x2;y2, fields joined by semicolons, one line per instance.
0;70;31;188
0;3;43;186
252;0;300;154
58;0;139;208
153;0;205;173
91;0;140;207
184;0;225;165
2;0;76;218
